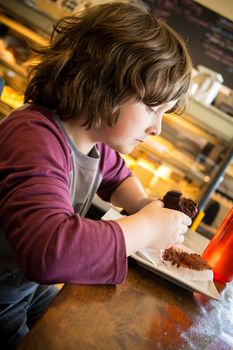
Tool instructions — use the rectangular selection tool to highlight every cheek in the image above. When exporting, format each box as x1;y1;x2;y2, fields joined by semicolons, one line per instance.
108;121;133;140
101;124;128;144
105;111;150;141
117;116;146;135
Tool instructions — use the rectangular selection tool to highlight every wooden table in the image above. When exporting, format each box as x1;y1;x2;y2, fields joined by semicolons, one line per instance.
17;231;233;350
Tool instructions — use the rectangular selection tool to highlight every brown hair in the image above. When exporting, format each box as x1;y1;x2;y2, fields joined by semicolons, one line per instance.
24;0;192;129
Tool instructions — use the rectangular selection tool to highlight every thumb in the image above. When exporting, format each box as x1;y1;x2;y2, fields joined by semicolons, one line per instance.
153;199;164;208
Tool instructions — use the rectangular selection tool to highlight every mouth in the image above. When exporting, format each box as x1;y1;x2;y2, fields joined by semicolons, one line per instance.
136;139;144;143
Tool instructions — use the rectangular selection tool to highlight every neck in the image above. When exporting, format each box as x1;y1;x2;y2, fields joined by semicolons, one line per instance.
62;119;97;155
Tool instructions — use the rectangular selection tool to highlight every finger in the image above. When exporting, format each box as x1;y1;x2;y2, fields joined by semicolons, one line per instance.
180;213;192;226
154;200;164;208
179;224;189;235
175;234;184;245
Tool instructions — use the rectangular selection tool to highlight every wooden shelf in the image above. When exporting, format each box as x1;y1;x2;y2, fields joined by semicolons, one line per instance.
0;14;47;46
0;57;27;77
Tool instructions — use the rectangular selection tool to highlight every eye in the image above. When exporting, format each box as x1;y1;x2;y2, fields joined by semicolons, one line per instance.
166;106;176;114
146;106;158;117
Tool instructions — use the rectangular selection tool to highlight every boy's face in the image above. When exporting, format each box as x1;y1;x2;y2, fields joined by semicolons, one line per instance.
98;99;178;154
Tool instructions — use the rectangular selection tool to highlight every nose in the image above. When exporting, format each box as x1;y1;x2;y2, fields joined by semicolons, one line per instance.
146;114;163;136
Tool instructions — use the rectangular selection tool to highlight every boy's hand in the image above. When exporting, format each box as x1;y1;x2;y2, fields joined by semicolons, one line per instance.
116;201;192;256
136;202;191;249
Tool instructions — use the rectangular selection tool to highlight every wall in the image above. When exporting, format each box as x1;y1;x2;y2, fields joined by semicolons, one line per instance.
148;0;233;90
195;0;233;21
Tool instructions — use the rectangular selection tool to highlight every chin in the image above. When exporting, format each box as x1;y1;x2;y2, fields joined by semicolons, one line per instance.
115;145;135;155
107;141;135;154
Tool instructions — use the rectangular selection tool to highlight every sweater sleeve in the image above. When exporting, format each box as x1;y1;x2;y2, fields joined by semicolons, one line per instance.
0;107;127;284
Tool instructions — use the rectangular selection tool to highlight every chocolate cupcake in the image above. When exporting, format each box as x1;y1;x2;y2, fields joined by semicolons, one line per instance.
163;190;198;219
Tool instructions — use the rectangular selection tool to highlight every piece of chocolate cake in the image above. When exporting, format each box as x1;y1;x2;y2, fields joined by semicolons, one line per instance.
163;190;198;219
160;245;213;281
162;247;211;271
160;192;212;281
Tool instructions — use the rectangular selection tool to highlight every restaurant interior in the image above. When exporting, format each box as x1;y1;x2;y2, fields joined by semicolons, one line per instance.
0;1;233;349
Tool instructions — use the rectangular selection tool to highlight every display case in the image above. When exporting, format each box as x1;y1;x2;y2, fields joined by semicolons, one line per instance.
0;1;232;237
0;8;48;118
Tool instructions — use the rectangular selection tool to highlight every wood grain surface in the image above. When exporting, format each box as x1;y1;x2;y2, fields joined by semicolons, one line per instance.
17;232;233;350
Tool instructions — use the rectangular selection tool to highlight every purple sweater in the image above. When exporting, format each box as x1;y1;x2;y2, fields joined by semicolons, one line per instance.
0;104;131;284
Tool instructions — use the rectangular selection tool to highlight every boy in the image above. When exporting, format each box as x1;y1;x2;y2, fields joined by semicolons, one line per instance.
0;1;192;348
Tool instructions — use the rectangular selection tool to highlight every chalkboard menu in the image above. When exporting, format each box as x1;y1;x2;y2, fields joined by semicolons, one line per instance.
144;0;233;90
